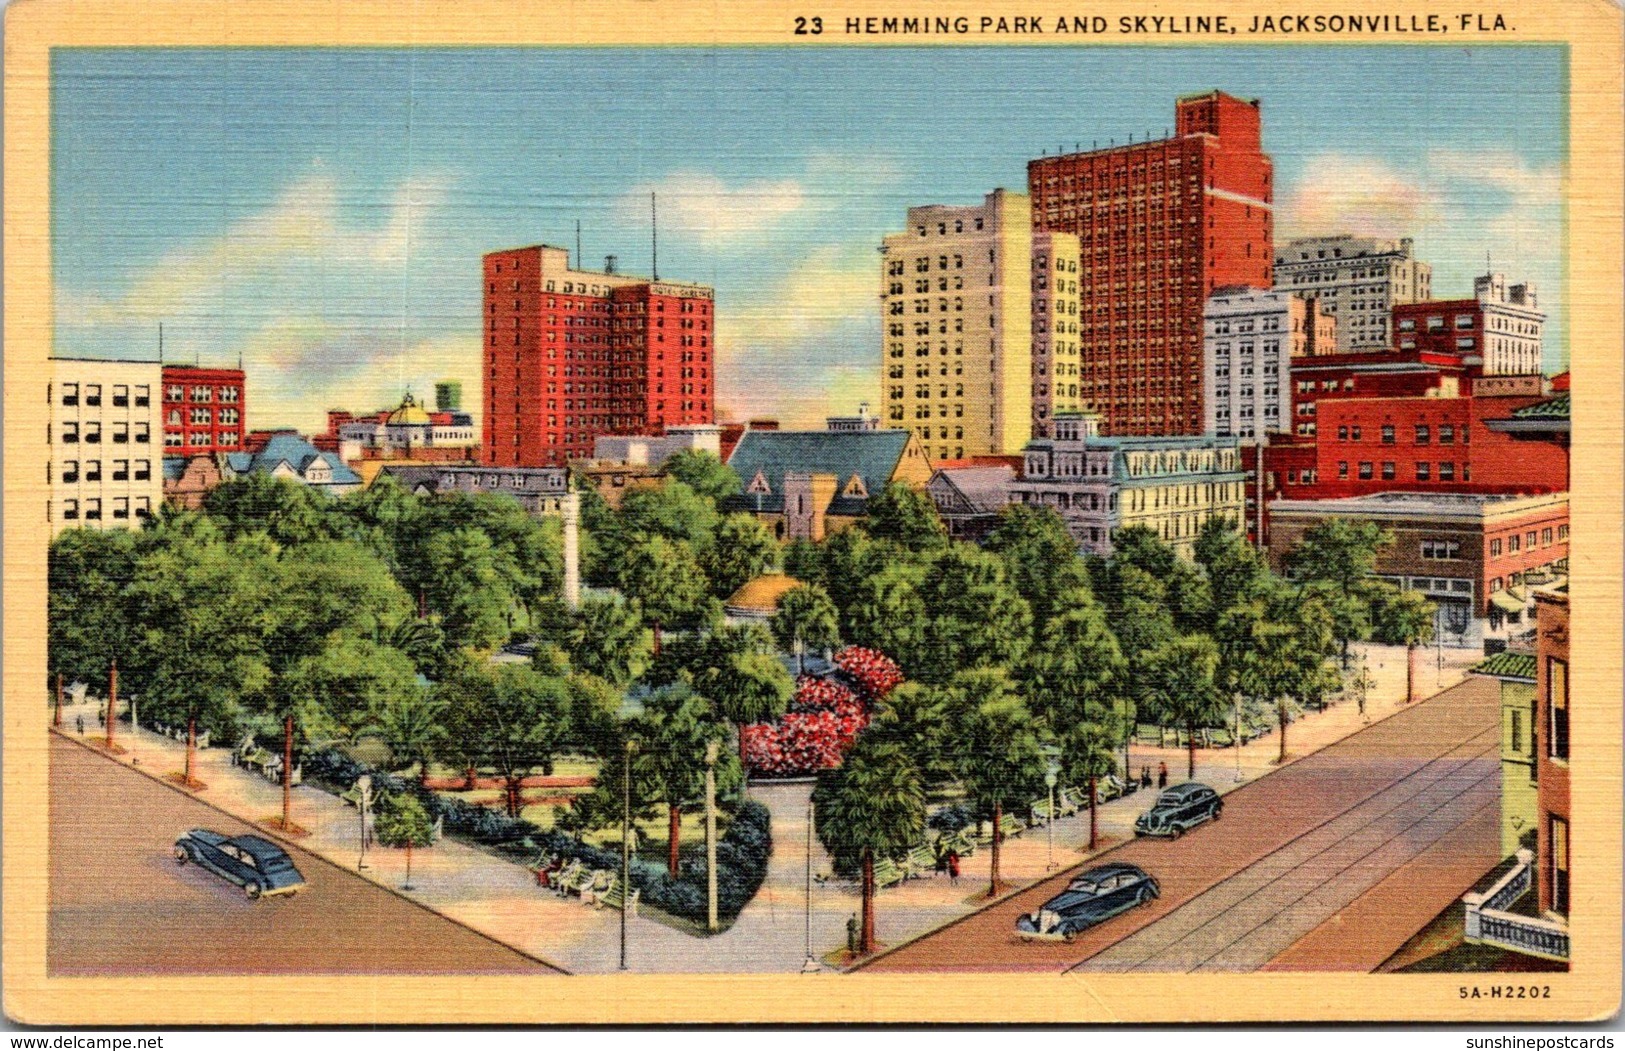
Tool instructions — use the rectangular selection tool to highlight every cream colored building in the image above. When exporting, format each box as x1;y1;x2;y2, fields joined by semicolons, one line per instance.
1030;230;1083;439
1273;234;1432;351
881;189;1071;460
49;358;164;534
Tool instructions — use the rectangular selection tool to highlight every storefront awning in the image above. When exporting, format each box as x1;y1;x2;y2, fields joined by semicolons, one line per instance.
1490;590;1526;614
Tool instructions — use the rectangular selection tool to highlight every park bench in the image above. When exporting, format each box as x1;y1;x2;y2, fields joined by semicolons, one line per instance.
1060;786;1090;812
559;865;602;899
339;781;367;807
551;859;585;896
942;828;977;857
872;857;906;889
903;843;937;879
592;876;639;916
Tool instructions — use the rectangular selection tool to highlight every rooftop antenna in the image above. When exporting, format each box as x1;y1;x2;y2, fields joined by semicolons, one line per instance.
650;192;659;282
158;322;164;363
576;219;582;266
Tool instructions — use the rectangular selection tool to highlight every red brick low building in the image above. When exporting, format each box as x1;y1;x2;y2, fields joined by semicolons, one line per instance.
1267;491;1568;649
1534;588;1569;919
162;365;246;456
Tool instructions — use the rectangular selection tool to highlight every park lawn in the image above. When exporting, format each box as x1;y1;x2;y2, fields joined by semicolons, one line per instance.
580;808;733;859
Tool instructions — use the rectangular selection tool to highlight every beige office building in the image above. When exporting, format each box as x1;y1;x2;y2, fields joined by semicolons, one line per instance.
881;189;1077;460
49;358;164;534
1273;234;1432;351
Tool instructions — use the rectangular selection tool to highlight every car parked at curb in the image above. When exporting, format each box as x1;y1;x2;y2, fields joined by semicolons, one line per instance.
174;829;307;899
1016;863;1160;941
1134;781;1223;839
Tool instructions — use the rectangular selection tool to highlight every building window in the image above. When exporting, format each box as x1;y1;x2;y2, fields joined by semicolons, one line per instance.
1358;462;1373;480
1550;816;1569;916
62;499;79;520
1415;425;1430;445
1381;462;1395;480
1542;527;1553;545
1509;533;1521;552
1548;656;1568;761
1490;538;1502;557
1338;461;1348;479
1439;462;1455;481
1415;462;1431;481
113;384;129;407
61;382;79;407
1439;424;1455;444
1381;425;1394;444
1420;538;1461;560
134;385;151;407
85;384;102;407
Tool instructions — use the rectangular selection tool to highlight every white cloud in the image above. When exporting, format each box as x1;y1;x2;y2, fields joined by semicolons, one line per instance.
1278;154;1441;240
617;172;808;248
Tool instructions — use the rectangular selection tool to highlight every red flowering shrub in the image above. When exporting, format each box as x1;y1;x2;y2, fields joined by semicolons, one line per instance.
834;646;904;703
743;676;870;777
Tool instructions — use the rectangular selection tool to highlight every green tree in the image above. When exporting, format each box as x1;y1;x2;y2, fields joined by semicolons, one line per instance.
952;670;1047;895
1142;634;1226;780
619;535;715;653
277;635;419;742
372;688;446;782
984;504;1085;623
411;527;516;651
332;474;425;576
813;737;926;956
865;681;960;788
1095;563;1178;743
372;791;435;889
1195;516;1269;629
661;449;742;504
202;472;337;546
770;583;841;673
915;546;1033;684
619;480;720;552
49;527;141;691
436;663;575;816
863;482;947;553
1061;722;1119;850
1374;588;1438;704
701;513;781;599
678;625;795;728
564;597;651;686
845;565;929;674
1288;519;1394;667
632;683;739;876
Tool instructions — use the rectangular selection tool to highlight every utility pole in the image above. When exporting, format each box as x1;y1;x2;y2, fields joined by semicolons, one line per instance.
704;740;719;933
105;658;118;749
801;793;819;973
620;738;637;971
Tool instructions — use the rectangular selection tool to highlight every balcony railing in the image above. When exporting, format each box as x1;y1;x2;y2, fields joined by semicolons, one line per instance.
1462;848;1569;961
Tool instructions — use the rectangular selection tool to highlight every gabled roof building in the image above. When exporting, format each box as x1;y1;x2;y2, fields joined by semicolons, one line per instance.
722;428;933;541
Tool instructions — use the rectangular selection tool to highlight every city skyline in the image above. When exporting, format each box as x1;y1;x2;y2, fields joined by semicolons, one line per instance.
52;46;1567;432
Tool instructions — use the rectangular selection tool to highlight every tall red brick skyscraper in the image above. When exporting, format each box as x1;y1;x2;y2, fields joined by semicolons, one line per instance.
1028;90;1273;435
483;245;714;467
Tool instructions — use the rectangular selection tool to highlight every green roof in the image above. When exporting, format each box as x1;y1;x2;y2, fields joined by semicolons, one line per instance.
1511;393;1570;420
722;430;914;515
1471;651;1538;681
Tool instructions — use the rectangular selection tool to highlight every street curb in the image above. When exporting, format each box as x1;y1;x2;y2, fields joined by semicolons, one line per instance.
49;726;572;976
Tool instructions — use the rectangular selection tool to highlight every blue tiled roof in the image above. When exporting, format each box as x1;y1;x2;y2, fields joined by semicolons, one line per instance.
721;430;914;515
232;435;361;487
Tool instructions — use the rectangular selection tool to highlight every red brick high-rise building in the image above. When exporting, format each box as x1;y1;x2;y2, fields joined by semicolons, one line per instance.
482;245;715;467
1028;90;1274;435
161;364;246;456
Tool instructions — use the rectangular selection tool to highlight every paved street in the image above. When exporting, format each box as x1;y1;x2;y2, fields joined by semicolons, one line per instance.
47;733;560;976
856;672;1500;973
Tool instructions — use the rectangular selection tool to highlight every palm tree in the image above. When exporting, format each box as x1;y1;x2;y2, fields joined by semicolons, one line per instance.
1378;589;1437;704
955;679;1047;897
813;738;925;956
770;584;841;675
1142;634;1226;780
373;689;446;783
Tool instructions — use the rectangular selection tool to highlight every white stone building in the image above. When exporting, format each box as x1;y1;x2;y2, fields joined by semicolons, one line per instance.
1203;287;1335;439
49;358;163;534
1273;234;1432;351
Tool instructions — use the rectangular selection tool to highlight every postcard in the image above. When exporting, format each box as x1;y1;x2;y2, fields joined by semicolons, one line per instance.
4;0;1620;1026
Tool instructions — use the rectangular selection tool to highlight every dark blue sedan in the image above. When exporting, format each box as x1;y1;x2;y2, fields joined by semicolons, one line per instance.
1016;863;1159;942
174;829;307;899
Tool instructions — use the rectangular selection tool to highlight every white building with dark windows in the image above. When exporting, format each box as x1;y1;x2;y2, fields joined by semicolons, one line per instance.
1203;287;1335;439
49;358;163;534
1273;235;1432;351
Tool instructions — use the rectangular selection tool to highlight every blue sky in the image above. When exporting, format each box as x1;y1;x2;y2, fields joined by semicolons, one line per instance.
52;46;1567;430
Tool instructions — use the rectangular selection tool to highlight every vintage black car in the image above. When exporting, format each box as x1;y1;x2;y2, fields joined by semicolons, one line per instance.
1016;863;1160;941
1134;781;1223;838
174;829;307;898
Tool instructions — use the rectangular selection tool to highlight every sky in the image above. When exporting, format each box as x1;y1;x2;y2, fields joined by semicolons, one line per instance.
51;46;1567;431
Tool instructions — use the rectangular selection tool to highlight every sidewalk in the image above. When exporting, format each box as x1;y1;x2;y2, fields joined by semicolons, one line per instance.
48;640;1482;973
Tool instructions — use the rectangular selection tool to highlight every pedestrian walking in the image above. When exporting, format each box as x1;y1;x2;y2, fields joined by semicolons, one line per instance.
1158;761;1168;789
1140;765;1152;790
947;850;961;887
933;836;948;874
97;706;105;727
76;715;85;736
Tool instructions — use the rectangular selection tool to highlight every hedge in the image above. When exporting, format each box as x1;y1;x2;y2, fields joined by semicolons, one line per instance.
301;747;772;925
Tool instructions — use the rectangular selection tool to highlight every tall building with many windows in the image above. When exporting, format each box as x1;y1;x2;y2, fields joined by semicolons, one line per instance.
1273;234;1432;351
1203;287;1334;439
880;190;1072;460
482;245;714;467
1028;90;1274;436
49;358;162;534
161;364;246;455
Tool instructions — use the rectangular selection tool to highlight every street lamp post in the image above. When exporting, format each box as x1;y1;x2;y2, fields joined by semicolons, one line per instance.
620;737;637;972
1044;763;1058;871
356;775;373;870
704;740;719;934
801;792;819;973
1233;695;1245;782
